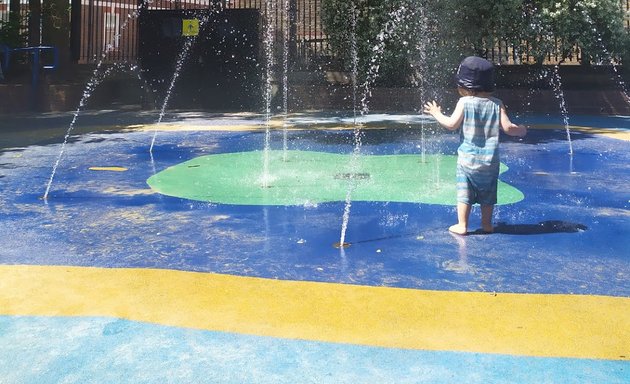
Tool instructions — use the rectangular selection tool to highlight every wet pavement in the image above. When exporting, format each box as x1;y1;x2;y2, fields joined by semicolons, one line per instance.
0;112;628;383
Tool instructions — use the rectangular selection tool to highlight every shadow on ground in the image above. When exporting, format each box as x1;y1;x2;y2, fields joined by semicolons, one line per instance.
473;220;588;235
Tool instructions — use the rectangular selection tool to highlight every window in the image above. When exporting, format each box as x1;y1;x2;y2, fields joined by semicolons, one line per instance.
103;11;120;51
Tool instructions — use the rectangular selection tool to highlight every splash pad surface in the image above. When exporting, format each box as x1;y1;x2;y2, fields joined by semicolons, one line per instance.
0;112;628;383
147;150;524;205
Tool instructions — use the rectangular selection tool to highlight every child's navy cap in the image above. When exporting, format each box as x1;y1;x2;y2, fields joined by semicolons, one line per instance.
455;56;495;92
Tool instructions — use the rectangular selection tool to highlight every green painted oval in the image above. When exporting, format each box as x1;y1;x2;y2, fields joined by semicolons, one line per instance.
146;150;524;206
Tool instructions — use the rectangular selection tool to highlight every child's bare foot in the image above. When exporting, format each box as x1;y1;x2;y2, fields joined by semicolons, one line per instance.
448;224;468;235
482;225;494;234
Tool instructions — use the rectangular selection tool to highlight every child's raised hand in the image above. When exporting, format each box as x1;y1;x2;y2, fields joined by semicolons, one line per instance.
423;101;442;116
509;123;527;138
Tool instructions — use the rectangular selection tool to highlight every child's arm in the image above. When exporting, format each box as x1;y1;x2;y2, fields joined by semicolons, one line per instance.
423;99;464;131
500;105;527;137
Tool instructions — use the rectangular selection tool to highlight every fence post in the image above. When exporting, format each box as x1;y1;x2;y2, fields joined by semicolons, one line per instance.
28;0;41;46
8;0;20;35
288;0;298;66
70;0;81;62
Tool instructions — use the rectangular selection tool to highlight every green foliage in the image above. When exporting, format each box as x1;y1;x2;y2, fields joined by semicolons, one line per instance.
321;0;417;86
431;0;524;56
321;0;630;86
0;13;27;48
532;0;630;64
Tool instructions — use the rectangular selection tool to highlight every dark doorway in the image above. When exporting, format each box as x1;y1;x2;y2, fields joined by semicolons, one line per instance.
138;8;262;110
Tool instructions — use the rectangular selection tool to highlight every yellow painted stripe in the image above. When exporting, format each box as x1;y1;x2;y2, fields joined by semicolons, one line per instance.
88;166;128;172
529;124;630;141
1;265;628;360
129;122;630;141
131;123;378;132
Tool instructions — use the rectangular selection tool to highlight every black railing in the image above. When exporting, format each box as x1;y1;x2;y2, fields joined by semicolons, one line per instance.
71;0;330;67
2;0;630;67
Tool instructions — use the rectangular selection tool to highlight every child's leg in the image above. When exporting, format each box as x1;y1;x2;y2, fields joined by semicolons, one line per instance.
481;204;494;233
449;202;471;235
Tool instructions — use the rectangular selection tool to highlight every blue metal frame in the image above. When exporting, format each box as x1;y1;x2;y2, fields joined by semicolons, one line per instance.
0;44;10;73
9;46;59;85
2;45;59;85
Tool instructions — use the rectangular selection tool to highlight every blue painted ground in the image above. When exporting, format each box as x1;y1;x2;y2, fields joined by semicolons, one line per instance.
0;112;629;383
0;114;628;296
1;316;627;384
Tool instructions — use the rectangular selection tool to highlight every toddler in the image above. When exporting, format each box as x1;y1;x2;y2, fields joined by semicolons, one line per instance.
423;56;527;235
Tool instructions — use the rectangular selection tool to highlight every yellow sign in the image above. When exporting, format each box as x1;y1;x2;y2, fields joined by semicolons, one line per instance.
182;19;199;36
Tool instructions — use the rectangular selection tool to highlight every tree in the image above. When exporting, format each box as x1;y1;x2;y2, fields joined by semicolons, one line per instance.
0;14;27;48
321;0;630;87
321;0;421;86
531;0;629;64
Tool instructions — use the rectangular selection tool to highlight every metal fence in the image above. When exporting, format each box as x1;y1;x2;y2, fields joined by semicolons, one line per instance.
2;0;630;66
72;0;329;67
485;0;630;65
485;39;584;65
